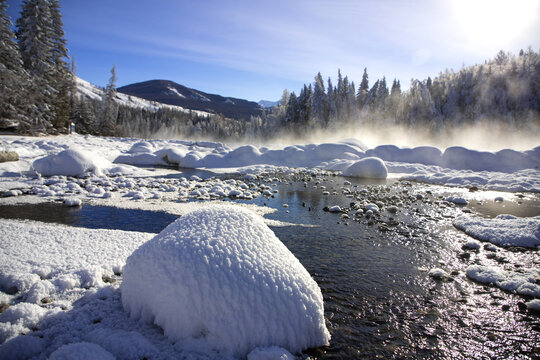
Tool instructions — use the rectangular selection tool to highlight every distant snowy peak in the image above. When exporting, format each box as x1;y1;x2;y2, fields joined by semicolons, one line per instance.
117;80;263;120
75;77;210;117
258;100;279;108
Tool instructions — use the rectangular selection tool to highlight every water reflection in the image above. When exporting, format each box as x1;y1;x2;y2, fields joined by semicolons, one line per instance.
0;202;177;233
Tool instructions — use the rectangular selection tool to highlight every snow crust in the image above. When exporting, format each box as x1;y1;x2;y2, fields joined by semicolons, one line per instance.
454;214;540;248
121;205;330;357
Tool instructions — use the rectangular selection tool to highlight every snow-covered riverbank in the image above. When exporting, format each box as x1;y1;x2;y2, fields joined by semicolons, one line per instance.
0;134;539;359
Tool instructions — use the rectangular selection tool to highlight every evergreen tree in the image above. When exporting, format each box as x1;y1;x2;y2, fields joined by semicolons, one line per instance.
311;72;326;126
100;65;118;136
16;0;56;133
0;0;32;130
376;76;389;111
71;97;96;134
326;77;337;124
356;67;369;109
49;0;72;133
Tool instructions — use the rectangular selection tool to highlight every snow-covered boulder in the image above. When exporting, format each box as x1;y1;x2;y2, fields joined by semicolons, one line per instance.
32;149;103;177
342;157;387;179
121;205;330;357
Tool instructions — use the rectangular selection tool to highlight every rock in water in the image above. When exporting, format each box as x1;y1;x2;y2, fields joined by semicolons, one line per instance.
342;157;387;179
121;205;330;357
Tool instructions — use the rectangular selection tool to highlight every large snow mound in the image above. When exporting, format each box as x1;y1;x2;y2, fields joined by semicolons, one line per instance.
342;157;387;179
121;205;330;357
454;214;540;248
32;149;106;177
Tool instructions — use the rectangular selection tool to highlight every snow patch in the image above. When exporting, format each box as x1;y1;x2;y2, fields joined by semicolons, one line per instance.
454;215;540;248
466;265;540;297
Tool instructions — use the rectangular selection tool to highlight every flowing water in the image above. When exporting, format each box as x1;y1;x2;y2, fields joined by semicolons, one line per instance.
0;173;539;359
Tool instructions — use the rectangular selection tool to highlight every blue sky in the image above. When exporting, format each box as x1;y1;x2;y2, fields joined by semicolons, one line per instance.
6;0;540;102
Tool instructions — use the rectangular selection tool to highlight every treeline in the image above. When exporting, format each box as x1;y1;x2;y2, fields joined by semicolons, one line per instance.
268;48;540;135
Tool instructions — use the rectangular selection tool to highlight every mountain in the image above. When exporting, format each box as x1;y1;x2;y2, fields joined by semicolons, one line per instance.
117;80;263;119
258;100;279;108
76;77;211;116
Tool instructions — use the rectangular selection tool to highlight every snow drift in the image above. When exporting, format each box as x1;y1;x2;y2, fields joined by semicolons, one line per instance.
121;205;330;357
32;149;105;177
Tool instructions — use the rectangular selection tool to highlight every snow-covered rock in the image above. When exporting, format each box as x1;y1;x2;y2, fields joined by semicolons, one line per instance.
454;214;540;248
121;205;330;357
342;157;387;179
32;149;105;177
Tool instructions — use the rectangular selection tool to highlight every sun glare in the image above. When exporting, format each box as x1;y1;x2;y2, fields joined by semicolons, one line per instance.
451;0;538;49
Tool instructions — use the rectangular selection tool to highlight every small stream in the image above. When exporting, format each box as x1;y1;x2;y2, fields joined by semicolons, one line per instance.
0;173;539;359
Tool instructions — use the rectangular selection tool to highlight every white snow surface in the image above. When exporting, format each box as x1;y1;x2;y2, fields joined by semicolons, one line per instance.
1;135;539;192
466;265;540;297
122;205;330;358
0;219;152;297
454;214;540;248
342;157;387;179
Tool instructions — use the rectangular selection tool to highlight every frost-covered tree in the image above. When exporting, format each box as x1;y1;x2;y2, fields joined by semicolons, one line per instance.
326;77;337;125
48;0;72;133
100;65;119;136
356;68;369;109
0;0;32;130
311;72;326;126
15;0;57;133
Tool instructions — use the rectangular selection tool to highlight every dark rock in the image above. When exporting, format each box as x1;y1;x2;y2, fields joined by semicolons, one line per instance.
0;303;9;313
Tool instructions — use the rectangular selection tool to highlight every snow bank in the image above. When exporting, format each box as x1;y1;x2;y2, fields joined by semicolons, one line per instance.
454;215;540;248
367;145;540;172
0;219;153;297
121;205;330;357
2;135;539;192
342;157;387;179
32;149;106;177
466;265;540;297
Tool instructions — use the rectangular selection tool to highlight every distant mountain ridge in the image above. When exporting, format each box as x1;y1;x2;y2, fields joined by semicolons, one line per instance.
258;100;279;108
118;80;263;119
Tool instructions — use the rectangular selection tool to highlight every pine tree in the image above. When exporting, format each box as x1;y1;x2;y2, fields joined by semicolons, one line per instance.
0;0;32;130
49;0;72;133
356;68;369;109
326;77;337;125
376;76;389;111
16;0;56;133
285;92;298;126
100;65;118;136
311;72;326;126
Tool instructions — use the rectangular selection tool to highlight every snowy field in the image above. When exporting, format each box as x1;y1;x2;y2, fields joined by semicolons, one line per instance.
0;134;539;359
